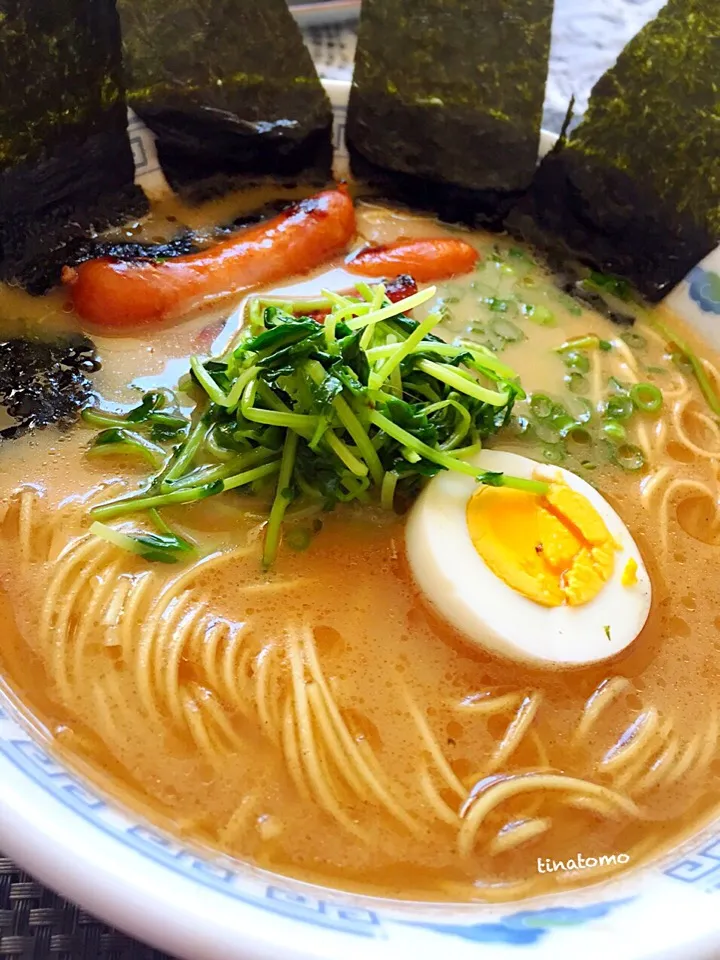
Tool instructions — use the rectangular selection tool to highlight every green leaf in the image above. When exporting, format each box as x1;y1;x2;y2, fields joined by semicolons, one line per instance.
125;391;166;422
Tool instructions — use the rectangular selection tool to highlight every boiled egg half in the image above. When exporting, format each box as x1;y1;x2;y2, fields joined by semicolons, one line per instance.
406;450;651;667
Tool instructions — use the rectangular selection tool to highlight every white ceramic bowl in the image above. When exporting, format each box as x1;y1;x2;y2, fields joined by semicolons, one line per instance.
1;79;720;960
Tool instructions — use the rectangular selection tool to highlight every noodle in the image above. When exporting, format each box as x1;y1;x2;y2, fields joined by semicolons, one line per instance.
489;817;552;856
459;773;641;858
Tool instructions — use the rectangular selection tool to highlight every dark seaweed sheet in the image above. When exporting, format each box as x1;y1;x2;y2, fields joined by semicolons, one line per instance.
60;198;296;269
118;0;333;200
0;335;100;440
507;0;720;302
346;0;553;227
0;0;147;294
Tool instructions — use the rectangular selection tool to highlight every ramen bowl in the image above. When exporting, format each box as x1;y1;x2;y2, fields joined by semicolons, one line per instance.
1;79;719;960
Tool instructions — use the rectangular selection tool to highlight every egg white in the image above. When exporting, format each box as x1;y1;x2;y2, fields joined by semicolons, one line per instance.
405;449;652;667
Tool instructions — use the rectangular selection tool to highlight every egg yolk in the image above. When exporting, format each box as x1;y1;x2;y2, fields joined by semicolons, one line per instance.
466;481;619;607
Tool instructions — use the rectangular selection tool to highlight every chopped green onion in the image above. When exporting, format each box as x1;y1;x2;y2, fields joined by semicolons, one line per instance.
621;331;647;351
602;420;627;441
530;393;554;419
604;395;634;421
630;382;663;413
286;526;313;552
567;427;593;449
484;297;512;313
563;351;590;374
613;443;646;472
489;318;525;343
551;413;577;438
521;303;555;326
565;372;589;395
607;376;629;396
535;421;562;444
554;335;599;353
565;396;593;424
542;445;566;464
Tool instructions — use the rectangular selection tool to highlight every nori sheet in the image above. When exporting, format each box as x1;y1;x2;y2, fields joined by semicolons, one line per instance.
59;198;295;269
0;335;100;440
0;0;148;294
346;0;553;226
508;0;720;302
118;0;334;200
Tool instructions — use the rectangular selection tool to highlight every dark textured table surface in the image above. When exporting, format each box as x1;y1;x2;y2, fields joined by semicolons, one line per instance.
0;2;665;957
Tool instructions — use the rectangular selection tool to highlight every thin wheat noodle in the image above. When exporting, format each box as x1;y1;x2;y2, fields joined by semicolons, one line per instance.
486;693;541;773
198;619;230;698
307;683;367;796
181;688;222;766
301;626;420;831
219;794;260;846
454;691;525;715
256;643;281;739
611;716;674;790
489;817;552;856
160;601;208;728
633;733;683;795
600;708;661;774
193;683;247;752
48;543;115;701
418;763;460;827
403;685;467;801
281;694;312;802
658;477;719;555
136;591;193;725
575;677;632;744
287;632;366;838
72;559;125;685
459;773;640;857
672;397;720;459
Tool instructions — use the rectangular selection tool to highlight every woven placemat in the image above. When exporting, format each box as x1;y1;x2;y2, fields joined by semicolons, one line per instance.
0;5;665;957
0;858;171;960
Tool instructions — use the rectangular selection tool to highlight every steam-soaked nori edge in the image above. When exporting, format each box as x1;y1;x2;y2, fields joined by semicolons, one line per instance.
118;0;333;200
60;199;296;269
0;0;148;294
507;0;720;302
346;0;552;227
0;336;100;440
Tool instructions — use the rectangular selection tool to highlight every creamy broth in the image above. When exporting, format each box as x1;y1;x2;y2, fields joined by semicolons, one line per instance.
0;202;719;901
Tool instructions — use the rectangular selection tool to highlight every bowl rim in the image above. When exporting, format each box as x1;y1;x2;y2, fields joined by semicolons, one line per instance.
1;77;720;960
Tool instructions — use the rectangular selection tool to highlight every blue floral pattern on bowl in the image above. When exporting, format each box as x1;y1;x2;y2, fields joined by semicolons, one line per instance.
403;899;634;945
688;266;720;315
